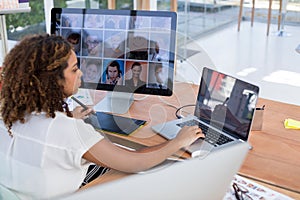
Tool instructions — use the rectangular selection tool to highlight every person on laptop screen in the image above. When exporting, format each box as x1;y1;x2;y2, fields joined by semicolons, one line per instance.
0;34;204;200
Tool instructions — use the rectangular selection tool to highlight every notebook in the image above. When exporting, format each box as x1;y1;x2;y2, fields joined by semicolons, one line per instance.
57;142;250;200
152;67;259;155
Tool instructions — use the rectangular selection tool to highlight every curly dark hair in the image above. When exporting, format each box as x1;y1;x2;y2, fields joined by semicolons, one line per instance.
0;34;73;136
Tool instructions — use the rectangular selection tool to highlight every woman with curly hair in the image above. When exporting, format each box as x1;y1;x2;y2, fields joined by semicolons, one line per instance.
0;34;203;199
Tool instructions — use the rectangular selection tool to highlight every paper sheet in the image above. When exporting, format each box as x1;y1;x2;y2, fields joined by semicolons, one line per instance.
224;174;293;200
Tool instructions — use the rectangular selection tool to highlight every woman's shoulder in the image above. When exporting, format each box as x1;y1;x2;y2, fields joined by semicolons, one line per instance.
52;112;84;127
52;112;101;135
49;112;104;145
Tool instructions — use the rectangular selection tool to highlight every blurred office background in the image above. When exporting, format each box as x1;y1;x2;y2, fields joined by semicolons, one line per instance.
1;0;300;105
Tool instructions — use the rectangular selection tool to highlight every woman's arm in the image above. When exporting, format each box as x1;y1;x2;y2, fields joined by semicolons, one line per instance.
83;125;203;173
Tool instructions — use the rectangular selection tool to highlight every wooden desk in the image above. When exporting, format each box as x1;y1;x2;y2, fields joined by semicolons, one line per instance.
85;82;300;198
239;98;300;197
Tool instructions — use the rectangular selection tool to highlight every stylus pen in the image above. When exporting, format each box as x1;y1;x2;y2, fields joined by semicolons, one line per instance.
71;96;96;115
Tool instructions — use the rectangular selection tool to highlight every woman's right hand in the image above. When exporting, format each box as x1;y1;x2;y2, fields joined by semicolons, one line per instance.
173;125;205;149
72;106;94;119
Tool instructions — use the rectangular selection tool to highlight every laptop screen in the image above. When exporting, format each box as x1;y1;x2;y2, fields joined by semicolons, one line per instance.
194;67;259;141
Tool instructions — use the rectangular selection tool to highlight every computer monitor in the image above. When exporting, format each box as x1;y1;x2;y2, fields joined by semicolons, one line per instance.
50;8;177;114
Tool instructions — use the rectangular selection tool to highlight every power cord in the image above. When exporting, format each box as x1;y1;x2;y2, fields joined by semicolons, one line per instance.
175;104;196;119
157;96;196;119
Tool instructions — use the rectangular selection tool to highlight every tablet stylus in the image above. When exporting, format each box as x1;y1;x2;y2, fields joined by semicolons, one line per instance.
71;96;96;115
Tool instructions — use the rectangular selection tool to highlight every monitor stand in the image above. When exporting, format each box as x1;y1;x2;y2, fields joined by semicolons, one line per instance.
93;91;134;114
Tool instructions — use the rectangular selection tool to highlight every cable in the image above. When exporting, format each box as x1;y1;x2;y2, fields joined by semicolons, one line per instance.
175;104;196;119
157;96;196;119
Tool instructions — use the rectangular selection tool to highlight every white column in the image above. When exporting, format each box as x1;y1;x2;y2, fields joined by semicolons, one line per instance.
133;0;157;10
281;0;288;13
279;0;288;34
0;15;8;58
149;0;157;10
44;0;54;34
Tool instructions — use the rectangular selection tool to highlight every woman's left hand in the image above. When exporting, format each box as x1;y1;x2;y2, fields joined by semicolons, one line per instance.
72;106;94;119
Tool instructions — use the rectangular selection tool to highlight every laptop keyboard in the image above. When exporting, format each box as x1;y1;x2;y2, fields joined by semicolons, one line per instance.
176;120;234;146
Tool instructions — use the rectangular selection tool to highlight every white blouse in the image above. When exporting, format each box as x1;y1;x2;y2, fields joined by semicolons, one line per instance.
0;112;103;199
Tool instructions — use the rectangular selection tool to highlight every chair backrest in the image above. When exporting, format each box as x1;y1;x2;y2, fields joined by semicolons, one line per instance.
0;184;20;200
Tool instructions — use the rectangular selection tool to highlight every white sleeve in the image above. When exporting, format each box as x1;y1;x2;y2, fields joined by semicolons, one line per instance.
73;118;105;166
48;114;104;168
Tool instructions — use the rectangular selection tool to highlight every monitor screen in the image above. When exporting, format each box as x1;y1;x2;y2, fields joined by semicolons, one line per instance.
51;8;177;97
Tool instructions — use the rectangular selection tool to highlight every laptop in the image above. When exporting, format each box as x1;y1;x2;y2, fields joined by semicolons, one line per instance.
152;67;259;156
57;142;250;200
